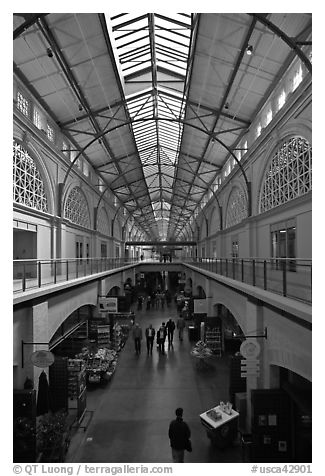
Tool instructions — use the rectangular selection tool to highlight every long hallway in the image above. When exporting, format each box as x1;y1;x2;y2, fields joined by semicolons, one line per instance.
66;302;242;463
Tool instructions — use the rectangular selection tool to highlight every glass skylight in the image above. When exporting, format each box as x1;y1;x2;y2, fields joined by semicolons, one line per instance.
107;13;192;239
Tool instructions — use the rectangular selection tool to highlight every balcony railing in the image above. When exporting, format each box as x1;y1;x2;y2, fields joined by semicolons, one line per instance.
13;257;137;294
13;256;312;304
187;257;312;304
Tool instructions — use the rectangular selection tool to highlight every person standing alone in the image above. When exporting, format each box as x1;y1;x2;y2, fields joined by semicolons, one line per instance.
145;324;155;355
168;408;191;463
132;323;143;355
166;318;176;345
177;316;186;341
157;322;167;354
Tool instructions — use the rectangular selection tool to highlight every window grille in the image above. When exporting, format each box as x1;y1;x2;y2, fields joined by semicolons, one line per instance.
259;137;312;213
292;64;303;91
62;141;70;158
17;91;29;117
278;90;286;110
33;108;42;129
265;109;273;126
47;124;54;142
225;187;247;228
64;187;90;228
13;141;48;212
83;161;90;177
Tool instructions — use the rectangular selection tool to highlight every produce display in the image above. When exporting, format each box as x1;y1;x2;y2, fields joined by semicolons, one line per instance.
190;340;214;359
75;347;118;384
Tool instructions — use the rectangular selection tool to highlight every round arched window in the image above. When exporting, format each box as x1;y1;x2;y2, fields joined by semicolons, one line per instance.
225;187;247;229
13;141;48;212
259;136;312;213
64;186;90;228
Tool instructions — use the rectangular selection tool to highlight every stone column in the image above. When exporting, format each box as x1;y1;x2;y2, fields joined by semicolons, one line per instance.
31;301;50;391
244;297;265;432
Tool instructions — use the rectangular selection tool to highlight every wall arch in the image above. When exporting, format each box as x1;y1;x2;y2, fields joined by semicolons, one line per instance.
97;206;111;236
224;183;248;229
63;183;92;229
47;282;98;340
257;134;312;216
208;205;221;236
107;286;121;296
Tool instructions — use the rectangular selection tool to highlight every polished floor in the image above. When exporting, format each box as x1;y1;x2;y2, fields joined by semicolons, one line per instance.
65;302;243;463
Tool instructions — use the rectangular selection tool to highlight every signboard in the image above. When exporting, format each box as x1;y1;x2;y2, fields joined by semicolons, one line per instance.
241;359;260;376
98;297;118;313
194;299;207;314
240;340;261;378
240;340;261;359
31;350;55;368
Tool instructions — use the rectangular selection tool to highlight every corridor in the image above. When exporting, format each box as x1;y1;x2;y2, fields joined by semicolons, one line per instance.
66;302;242;463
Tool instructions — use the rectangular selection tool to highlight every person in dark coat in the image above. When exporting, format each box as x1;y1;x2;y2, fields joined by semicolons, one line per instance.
166;318;176;345
177;316;186;341
145;324;155;355
132;323;143;355
168;407;191;463
157;322;167;354
146;294;151;310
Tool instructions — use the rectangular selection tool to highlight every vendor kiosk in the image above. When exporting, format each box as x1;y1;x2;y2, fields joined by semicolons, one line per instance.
200;404;239;448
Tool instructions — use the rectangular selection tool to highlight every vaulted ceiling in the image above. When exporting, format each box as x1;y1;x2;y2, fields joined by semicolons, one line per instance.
13;13;312;241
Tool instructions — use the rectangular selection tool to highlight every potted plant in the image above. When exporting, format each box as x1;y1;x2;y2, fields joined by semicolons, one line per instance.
36;410;68;462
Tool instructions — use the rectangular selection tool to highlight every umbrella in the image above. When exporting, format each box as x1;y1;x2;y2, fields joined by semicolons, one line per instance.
36;371;50;416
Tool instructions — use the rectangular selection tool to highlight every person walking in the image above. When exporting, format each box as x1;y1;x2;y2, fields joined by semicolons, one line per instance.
145;324;155;355
132;323;143;355
157;322;167;354
177;316;186;341
161;293;165;309
146;295;151;310
168;408;191;463
166;318;176;345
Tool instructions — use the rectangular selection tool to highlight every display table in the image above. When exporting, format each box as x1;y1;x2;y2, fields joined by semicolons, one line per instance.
200;405;239;448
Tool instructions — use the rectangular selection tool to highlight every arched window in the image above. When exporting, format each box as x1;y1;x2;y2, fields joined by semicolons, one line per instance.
13;141;48;212
64;186;90;228
225;187;247;229
97;207;110;236
259;137;312;214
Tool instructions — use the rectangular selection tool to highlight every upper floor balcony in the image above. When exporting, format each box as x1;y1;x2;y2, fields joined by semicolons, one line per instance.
13;257;311;306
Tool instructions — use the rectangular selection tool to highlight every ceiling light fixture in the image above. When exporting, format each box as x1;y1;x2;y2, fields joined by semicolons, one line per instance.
246;45;253;56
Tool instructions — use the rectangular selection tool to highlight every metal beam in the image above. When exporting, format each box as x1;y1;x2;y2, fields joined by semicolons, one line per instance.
249;13;312;74
13;13;48;40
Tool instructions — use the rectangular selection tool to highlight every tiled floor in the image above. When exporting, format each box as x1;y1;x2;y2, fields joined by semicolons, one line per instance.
65;302;243;463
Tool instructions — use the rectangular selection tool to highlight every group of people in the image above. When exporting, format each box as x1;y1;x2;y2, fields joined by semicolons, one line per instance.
137;290;172;311
131;316;186;355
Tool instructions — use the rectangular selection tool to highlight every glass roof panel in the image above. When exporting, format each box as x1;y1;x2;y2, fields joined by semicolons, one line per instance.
107;13;192;240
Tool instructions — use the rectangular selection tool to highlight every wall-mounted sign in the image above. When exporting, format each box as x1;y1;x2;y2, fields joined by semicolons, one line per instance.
98;297;118;313
240;340;261;359
240;359;260;378
30;350;55;368
194;299;207;314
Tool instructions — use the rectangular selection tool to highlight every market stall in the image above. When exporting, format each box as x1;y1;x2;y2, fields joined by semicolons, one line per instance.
190;341;213;369
200;403;239;448
75;347;118;385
